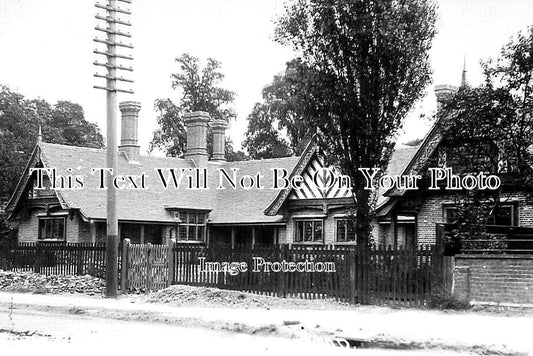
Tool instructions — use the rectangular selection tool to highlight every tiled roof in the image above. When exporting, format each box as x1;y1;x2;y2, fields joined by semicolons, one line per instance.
39;142;298;224
375;145;420;208
32;142;415;224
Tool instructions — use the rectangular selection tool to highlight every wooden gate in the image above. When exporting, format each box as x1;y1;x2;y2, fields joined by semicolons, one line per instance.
121;239;173;292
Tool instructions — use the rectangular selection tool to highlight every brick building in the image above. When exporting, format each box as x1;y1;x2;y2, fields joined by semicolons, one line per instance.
7;83;532;248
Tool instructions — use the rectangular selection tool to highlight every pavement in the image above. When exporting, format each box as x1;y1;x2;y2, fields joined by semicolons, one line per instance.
0;291;531;355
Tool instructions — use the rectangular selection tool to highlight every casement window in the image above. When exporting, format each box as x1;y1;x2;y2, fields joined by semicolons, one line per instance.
294;219;323;243
38;217;66;241
174;211;207;242
336;218;356;243
444;204;516;226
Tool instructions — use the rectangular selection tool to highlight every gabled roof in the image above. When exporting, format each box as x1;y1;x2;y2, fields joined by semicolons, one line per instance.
383;116;445;199
8;139;416;224
264;137;418;215
8;142;298;224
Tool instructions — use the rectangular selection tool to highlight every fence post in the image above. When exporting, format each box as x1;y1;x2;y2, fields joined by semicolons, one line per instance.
146;243;152;292
76;245;84;276
34;243;42;274
167;239;176;287
120;238;130;293
278;245;287;298
432;224;446;291
349;248;356;304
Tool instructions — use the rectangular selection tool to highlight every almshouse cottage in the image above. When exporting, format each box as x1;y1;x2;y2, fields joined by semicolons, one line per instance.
7;84;533;248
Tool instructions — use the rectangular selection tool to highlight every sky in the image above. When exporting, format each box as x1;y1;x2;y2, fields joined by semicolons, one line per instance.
0;0;533;154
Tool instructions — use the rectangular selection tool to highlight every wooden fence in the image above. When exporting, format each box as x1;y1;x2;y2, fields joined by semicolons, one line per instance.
122;241;444;306
0;242;107;278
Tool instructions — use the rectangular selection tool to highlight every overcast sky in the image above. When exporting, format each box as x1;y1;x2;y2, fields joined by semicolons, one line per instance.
1;0;532;154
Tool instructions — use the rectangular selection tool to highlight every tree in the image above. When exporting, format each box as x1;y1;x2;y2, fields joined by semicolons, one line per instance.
437;27;533;251
274;0;437;243
243;59;323;158
0;85;104;198
150;53;238;159
242;103;292;159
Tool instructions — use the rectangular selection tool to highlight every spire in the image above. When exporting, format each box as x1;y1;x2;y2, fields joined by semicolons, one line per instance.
461;56;468;87
37;124;42;143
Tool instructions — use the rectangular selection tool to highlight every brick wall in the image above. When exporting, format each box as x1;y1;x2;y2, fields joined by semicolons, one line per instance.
18;209;80;242
416;194;444;245
453;255;533;305
416;192;533;245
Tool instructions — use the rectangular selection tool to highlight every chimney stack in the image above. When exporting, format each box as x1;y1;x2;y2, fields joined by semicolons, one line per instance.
211;119;228;162
434;84;457;111
119;101;141;162
184;111;210;166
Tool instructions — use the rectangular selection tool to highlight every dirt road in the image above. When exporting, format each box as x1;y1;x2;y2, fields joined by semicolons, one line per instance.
0;305;475;355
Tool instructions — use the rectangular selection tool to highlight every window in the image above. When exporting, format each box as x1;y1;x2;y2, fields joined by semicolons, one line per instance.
295;219;323;243
38;217;66;241
444;204;515;226
174;211;207;242
336;218;356;243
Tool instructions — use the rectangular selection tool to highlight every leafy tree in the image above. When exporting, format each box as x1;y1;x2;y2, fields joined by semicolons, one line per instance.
0;85;104;198
243;59;323;158
243;103;292;159
437;27;533;251
274;0;437;243
150;53;238;159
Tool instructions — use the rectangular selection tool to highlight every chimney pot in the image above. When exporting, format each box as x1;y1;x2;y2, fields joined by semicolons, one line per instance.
119;101;141;162
211;119;228;162
434;84;458;111
183;111;210;166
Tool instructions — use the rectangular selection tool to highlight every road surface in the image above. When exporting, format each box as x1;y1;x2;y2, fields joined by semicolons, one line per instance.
0;306;473;355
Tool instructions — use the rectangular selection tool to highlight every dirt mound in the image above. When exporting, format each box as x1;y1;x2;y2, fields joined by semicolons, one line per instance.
0;270;105;295
146;284;349;310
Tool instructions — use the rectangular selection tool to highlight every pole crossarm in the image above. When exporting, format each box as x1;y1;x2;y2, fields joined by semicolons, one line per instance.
94;73;134;82
95;26;132;38
93;38;134;49
95;15;132;26
94;50;133;60
93;61;133;72
95;3;132;15
93;85;134;94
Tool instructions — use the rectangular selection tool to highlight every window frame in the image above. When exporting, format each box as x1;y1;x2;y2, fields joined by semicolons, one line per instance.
172;211;208;243
335;217;357;244
38;216;67;242
294;219;324;244
443;203;517;227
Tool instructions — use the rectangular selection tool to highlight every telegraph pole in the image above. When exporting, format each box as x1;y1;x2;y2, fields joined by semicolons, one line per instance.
93;0;134;298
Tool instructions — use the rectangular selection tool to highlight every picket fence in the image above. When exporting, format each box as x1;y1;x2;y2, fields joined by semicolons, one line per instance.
0;242;107;278
121;240;444;306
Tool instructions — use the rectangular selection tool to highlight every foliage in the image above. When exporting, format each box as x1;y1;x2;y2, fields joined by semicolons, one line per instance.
274;0;437;243
438;27;533;249
0;85;104;197
243;59;321;158
242;103;292;159
149;53;239;159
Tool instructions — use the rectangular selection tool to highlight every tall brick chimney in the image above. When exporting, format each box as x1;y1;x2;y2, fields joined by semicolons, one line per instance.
211;119;227;162
183;111;210;166
119;101;141;162
434;84;457;111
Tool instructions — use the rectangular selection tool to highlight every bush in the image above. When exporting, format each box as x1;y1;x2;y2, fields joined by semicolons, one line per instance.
429;286;471;310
